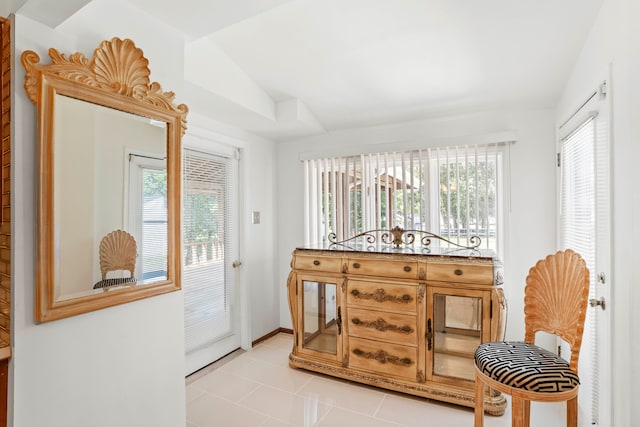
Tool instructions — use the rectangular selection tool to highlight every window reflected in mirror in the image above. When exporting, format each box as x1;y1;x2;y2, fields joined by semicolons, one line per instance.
128;154;167;285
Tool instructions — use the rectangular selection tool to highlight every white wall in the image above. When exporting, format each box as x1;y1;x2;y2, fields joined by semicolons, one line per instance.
276;109;557;346
11;4;185;426
11;3;280;424
631;1;640;422
11;2;279;424
55;95;96;295
556;0;636;424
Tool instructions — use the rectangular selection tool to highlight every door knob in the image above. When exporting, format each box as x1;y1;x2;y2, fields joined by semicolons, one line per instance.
589;297;605;310
232;260;242;268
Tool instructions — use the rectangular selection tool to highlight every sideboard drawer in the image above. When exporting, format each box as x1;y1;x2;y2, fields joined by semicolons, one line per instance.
348;307;417;346
294;255;342;273
347;257;418;279
427;262;494;284
348;336;417;381
347;280;417;313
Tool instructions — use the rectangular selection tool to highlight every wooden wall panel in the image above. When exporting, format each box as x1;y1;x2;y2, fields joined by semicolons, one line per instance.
0;16;10;350
0;15;10;427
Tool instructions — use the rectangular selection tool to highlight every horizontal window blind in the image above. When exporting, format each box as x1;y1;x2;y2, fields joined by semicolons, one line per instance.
141;168;167;282
184;149;236;354
303;144;507;256
559;115;598;424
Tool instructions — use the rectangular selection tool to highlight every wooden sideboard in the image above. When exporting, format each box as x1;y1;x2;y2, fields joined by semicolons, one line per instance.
287;245;507;415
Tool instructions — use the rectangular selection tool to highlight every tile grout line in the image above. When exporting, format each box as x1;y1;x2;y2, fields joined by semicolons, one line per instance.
372;393;388;418
293;372;314;395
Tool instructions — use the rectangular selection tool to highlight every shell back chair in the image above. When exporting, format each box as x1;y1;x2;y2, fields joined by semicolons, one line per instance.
93;229;138;289
474;249;590;427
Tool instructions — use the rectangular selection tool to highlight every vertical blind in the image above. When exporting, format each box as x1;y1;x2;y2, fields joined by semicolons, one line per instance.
183;149;237;354
303;143;507;255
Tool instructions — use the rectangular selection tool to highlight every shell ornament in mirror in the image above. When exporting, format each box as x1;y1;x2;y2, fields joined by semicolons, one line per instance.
93;230;138;290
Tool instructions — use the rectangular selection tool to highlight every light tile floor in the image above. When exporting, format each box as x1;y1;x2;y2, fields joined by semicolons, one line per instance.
186;333;564;427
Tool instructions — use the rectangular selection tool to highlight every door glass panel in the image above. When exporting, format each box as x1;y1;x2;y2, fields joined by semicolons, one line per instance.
183;149;239;375
302;280;337;355
433;294;482;381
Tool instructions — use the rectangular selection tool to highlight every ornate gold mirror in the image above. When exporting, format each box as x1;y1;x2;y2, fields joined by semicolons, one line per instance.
22;38;187;322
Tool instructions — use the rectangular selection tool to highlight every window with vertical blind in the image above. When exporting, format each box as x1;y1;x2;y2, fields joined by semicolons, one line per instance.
303;143;509;256
183;149;238;354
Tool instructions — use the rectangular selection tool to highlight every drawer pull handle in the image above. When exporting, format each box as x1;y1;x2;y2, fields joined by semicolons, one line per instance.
350;288;413;304
454;269;463;276
403;266;412;272
313;260;320;266
352;348;414;367
353;262;360;269
351;317;414;334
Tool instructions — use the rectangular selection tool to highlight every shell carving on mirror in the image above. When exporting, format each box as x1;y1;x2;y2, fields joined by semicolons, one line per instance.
21;37;188;133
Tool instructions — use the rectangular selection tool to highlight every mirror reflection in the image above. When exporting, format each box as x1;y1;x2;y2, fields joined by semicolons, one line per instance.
53;94;168;301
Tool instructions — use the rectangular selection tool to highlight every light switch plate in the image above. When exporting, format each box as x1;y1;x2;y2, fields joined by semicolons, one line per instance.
252;211;261;224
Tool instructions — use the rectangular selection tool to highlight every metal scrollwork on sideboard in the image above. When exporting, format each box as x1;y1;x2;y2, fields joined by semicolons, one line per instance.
328;225;481;250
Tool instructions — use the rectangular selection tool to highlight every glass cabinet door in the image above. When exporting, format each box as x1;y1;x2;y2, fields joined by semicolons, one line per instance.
427;287;489;383
299;278;340;358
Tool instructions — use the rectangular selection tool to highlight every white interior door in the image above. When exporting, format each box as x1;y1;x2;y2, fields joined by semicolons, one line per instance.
183;147;240;375
558;79;611;427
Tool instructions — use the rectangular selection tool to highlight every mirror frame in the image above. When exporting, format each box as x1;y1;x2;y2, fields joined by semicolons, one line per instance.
21;37;188;322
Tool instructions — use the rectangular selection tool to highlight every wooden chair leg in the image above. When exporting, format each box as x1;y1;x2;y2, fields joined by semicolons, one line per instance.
523;400;530;427
474;372;484;427
567;395;578;427
512;396;525;427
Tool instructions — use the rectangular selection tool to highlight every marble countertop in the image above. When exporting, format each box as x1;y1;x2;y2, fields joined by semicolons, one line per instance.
296;242;499;261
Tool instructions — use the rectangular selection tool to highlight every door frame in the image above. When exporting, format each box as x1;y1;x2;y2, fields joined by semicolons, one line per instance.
556;69;612;427
182;130;247;375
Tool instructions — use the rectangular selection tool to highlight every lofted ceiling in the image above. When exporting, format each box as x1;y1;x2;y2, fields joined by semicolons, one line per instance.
7;0;604;141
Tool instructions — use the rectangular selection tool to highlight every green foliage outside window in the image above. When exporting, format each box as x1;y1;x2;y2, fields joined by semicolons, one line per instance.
143;170;167;197
321;159;496;239
184;192;219;265
439;160;496;233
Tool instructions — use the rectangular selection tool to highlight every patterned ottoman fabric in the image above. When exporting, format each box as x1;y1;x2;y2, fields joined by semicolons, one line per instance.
475;341;580;393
